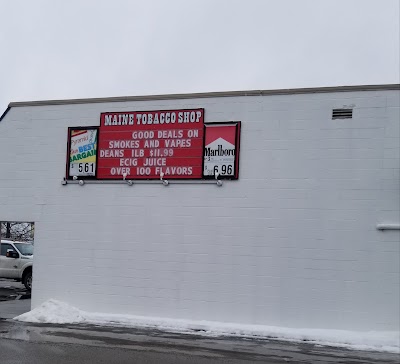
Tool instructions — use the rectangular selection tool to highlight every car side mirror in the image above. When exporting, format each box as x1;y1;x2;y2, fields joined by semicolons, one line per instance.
6;249;19;259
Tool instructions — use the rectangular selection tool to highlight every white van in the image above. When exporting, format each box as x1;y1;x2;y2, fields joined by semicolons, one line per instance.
0;240;33;290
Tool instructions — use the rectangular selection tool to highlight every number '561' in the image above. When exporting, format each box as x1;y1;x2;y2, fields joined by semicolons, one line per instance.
78;163;94;173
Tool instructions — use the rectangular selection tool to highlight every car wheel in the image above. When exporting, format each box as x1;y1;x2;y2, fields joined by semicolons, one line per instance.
23;271;32;291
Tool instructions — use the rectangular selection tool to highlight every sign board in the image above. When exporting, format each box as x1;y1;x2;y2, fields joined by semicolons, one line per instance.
65;109;241;181
97;109;204;179
203;122;241;179
67;128;98;178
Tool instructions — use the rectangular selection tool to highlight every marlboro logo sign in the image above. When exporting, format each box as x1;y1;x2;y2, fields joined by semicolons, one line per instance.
203;122;241;179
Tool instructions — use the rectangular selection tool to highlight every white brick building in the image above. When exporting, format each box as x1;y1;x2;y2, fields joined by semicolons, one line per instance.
0;84;399;332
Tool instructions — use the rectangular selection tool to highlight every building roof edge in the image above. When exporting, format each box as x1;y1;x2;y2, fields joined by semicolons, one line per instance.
1;84;399;121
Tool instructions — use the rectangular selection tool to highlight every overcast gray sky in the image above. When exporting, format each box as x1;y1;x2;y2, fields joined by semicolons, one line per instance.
1;0;399;113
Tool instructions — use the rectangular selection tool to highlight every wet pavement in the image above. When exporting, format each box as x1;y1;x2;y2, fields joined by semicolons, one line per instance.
0;319;399;363
0;280;399;363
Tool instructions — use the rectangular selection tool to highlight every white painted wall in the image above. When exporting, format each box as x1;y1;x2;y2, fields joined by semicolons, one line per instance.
0;88;399;331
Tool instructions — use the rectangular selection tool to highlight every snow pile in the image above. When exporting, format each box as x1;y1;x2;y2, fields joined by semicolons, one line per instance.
15;299;84;324
15;299;400;353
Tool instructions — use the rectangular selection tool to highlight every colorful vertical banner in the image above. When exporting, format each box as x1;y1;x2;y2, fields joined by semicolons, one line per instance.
68;128;98;177
203;122;241;179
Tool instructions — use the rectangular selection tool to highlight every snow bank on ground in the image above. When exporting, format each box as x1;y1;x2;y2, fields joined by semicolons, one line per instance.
15;299;399;353
15;299;84;324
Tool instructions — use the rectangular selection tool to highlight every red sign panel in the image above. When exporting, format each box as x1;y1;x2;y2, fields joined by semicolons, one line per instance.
97;109;204;179
203;122;241;179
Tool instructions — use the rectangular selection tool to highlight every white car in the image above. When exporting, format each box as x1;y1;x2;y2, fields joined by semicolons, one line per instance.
0;240;33;290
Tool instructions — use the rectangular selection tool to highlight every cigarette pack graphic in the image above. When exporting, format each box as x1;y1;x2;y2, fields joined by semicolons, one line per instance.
203;124;240;178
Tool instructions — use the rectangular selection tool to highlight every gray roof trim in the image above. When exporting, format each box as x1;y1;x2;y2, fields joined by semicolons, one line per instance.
1;84;399;122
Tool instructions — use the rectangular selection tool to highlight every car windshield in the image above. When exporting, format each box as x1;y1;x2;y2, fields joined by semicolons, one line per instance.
14;243;33;256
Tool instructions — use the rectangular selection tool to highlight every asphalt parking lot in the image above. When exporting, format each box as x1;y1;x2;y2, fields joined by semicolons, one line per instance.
0;279;30;301
1;319;399;364
0;280;399;363
0;279;31;319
